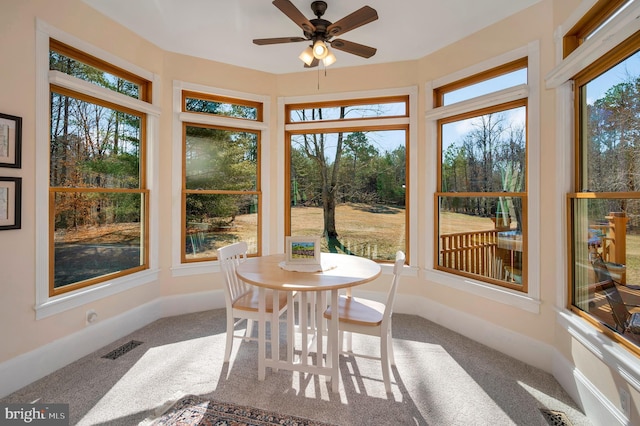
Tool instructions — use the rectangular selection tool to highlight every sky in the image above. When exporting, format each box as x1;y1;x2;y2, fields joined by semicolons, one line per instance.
294;47;640;158
585;50;640;105
442;68;527;150
443;48;640;149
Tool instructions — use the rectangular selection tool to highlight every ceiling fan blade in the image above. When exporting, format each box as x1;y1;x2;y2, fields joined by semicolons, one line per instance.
304;57;319;68
272;0;316;34
330;39;377;58
326;6;378;38
253;37;307;45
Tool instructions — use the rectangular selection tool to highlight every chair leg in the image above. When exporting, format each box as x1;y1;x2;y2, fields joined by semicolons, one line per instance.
388;328;396;366
380;330;392;394
224;311;234;363
245;319;255;341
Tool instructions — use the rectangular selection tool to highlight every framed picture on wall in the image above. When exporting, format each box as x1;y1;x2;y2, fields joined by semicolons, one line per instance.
0;113;22;168
286;236;321;265
0;177;22;230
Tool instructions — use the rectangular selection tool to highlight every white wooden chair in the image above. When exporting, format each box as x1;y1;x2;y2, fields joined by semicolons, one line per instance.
218;241;289;363
323;251;405;393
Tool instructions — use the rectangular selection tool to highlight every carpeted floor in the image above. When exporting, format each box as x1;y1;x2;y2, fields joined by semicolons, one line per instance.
1;310;592;426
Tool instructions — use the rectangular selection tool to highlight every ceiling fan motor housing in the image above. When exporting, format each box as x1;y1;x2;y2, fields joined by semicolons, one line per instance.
311;1;328;17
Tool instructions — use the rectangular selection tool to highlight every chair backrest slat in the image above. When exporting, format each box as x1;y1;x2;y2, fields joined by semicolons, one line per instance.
382;251;405;324
218;242;250;305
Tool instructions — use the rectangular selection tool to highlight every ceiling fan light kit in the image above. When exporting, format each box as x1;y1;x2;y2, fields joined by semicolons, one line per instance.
322;50;337;67
253;0;378;69
299;46;315;65
312;40;329;59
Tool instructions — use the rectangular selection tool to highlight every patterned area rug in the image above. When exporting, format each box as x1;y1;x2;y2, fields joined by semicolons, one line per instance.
148;395;336;426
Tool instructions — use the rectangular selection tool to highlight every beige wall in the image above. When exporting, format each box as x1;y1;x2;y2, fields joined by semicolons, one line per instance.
1;0;636;422
0;0;161;361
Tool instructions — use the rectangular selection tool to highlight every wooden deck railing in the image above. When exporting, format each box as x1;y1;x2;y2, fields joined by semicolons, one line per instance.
440;230;503;279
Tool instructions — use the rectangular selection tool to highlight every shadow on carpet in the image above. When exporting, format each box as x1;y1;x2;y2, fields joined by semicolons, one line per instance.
144;395;336;426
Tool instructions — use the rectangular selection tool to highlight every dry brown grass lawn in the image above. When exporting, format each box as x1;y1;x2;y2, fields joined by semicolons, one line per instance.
55;208;640;284
291;203;405;260
438;211;496;234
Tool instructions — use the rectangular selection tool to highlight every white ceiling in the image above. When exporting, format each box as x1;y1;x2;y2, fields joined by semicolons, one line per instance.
82;0;541;75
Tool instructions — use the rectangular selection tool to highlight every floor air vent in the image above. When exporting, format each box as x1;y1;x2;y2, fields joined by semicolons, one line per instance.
101;340;143;360
540;409;573;426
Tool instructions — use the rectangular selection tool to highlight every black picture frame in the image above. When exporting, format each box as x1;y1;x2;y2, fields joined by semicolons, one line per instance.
0;112;22;168
0;176;22;230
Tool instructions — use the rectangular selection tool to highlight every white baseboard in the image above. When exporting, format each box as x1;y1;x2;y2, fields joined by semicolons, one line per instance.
0;289;622;426
392;292;553;371
0;289;223;399
553;349;629;426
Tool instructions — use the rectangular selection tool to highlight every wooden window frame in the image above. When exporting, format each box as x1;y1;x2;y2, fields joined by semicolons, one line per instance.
563;0;631;58
48;44;151;297
434;91;529;291
433;58;527;108
50;39;152;103
182;90;263;122
180;118;262;263
567;29;640;357
285;95;409;124
573;30;640;188
284;95;410;264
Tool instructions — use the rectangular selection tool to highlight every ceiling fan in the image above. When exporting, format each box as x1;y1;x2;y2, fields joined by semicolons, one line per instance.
253;0;378;68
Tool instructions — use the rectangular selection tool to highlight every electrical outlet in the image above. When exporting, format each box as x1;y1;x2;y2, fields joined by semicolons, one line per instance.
86;309;98;325
619;386;631;419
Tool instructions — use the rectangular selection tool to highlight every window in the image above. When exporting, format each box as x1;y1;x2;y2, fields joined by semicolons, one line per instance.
434;59;529;291
434;58;527;106
183;91;261;121
287;97;407;122
48;39;151;296
180;91;262;262
285;95;409;262
568;30;640;355
563;0;632;58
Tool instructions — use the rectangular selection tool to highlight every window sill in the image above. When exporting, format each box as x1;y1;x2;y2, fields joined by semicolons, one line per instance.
171;261;219;277
556;309;640;392
424;269;541;313
35;269;159;320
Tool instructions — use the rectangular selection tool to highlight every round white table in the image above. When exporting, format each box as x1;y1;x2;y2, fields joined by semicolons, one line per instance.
236;252;381;393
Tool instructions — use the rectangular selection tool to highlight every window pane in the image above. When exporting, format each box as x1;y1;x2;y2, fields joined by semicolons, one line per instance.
185;96;258;120
570;197;640;346
53;191;144;288
443;69;527;105
438;196;524;286
584;0;633;41
50;92;141;189
290;129;406;261
290;204;405;261
580;50;640;192
49;50;142;99
185;126;257;191
441;106;526;192
184;193;258;259
289;101;406;122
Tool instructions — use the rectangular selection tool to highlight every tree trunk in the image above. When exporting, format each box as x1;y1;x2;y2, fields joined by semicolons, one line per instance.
323;184;337;237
